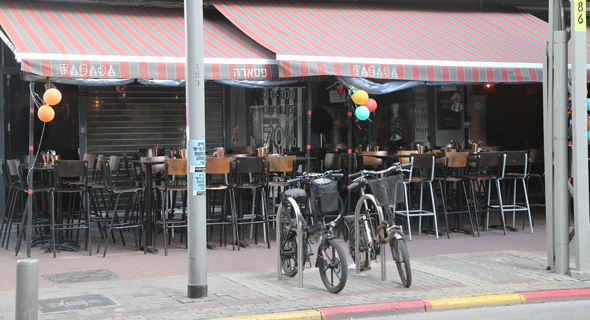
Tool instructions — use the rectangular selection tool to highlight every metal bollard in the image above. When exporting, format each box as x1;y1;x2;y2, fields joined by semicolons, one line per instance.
15;259;39;320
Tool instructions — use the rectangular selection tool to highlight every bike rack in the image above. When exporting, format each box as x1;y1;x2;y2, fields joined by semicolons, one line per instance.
276;197;305;288
354;194;387;281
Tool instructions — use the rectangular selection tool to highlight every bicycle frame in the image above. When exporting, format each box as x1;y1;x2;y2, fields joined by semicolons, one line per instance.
353;193;387;280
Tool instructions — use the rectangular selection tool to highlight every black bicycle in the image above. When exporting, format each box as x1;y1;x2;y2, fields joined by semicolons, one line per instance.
346;163;412;287
277;170;348;293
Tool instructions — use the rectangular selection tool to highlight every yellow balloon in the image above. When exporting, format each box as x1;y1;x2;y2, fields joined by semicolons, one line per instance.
351;90;369;105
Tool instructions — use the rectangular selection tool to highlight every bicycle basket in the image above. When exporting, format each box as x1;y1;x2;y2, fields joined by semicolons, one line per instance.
367;173;404;206
310;177;340;216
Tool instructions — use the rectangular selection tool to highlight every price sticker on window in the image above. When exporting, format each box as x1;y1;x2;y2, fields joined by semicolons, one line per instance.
575;0;586;32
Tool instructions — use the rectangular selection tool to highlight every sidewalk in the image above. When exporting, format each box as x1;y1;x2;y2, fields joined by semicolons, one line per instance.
1;209;589;319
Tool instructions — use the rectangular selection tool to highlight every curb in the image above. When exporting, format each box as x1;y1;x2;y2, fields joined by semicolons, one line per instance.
206;287;590;320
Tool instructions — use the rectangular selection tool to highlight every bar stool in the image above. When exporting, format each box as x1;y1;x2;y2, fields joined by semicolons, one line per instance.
526;148;545;206
97;160;144;257
265;155;296;230
50;160;91;257
361;151;387;170
156;158;188;255
434;152;475;238
465;151;501;235
233;156;269;248
206;157;236;250
488;151;533;234
395;153;439;240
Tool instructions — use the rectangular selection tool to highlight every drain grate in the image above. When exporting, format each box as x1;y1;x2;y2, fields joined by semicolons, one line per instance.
41;269;119;284
39;294;116;313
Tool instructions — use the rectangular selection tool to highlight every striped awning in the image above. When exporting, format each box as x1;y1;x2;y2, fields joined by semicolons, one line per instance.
0;0;278;80
213;0;549;83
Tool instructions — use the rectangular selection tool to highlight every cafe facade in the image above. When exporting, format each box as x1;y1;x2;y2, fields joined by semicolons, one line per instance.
0;0;568;213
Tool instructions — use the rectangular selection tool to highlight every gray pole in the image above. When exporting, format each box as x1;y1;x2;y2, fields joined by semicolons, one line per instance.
570;0;590;279
544;0;559;271
185;0;207;298
27;82;34;258
306;81;312;172
15;259;38;320
553;30;570;275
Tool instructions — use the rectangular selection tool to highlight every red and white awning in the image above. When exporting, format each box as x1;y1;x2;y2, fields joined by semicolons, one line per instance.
0;0;278;80
213;0;550;83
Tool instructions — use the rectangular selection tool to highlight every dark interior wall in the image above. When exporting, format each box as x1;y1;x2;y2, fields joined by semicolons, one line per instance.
485;84;543;150
10;81;79;160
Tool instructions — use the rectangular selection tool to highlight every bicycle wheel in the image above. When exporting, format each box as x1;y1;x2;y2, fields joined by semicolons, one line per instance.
389;232;412;287
280;203;299;277
356;197;381;259
347;223;370;271
318;238;348;293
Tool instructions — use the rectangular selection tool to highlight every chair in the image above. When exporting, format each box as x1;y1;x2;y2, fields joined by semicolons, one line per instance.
526;148;545;206
155;158;188;255
50;160;92;257
265;156;296;229
324;153;341;171
325;143;347;153
488;151;533;234
233;156;269;248
206;157;236;250
434;152;475;238
361;151;388;170
97;160;145;257
398;150;417;164
0;159;21;249
9;160;53;254
465;152;501;235
394;153;439;240
234;146;257;156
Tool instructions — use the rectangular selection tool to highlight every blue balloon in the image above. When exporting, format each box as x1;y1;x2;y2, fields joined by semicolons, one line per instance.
588;129;590;142
587;98;590;111
355;106;370;121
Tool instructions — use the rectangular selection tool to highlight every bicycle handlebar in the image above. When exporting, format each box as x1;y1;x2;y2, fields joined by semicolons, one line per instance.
288;170;344;185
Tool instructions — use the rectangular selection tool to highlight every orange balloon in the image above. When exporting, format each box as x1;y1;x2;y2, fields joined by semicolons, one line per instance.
38;105;55;122
43;88;62;106
587;116;590;130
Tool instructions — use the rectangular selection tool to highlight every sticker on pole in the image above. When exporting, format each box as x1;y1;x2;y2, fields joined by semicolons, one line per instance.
193;172;206;195
189;140;206;169
575;0;586;32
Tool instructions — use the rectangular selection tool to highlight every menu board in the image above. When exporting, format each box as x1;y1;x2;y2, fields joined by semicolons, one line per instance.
436;90;463;130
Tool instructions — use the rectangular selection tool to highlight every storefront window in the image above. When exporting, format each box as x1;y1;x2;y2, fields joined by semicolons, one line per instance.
249;87;305;151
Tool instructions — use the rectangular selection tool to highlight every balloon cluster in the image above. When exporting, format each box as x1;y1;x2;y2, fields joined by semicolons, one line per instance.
350;89;378;121
39;87;62;123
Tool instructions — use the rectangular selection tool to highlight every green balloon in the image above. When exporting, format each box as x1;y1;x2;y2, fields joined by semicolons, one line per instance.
355;106;370;121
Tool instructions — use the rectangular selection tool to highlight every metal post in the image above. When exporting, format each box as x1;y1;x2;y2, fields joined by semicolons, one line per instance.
553;30;570;275
0;70;5;217
544;0;559;272
27;82;34;258
306;81;312;172
78;86;87;157
570;0;590;279
185;0;207;298
15;259;38;320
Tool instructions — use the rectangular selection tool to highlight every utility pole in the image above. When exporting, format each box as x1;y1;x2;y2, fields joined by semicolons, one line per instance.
185;0;207;298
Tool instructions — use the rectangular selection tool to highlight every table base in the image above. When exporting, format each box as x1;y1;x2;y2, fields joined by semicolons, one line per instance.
489;225;519;232
207;242;217;250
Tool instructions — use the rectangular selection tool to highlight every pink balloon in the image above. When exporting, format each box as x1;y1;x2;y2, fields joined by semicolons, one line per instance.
365;98;377;112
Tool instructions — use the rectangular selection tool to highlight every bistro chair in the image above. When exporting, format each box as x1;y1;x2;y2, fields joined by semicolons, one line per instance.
206;157;236;250
361;151;388;170
155;158;188;255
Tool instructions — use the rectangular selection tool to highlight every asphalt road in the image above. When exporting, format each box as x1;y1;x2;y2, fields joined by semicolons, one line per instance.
367;300;590;320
